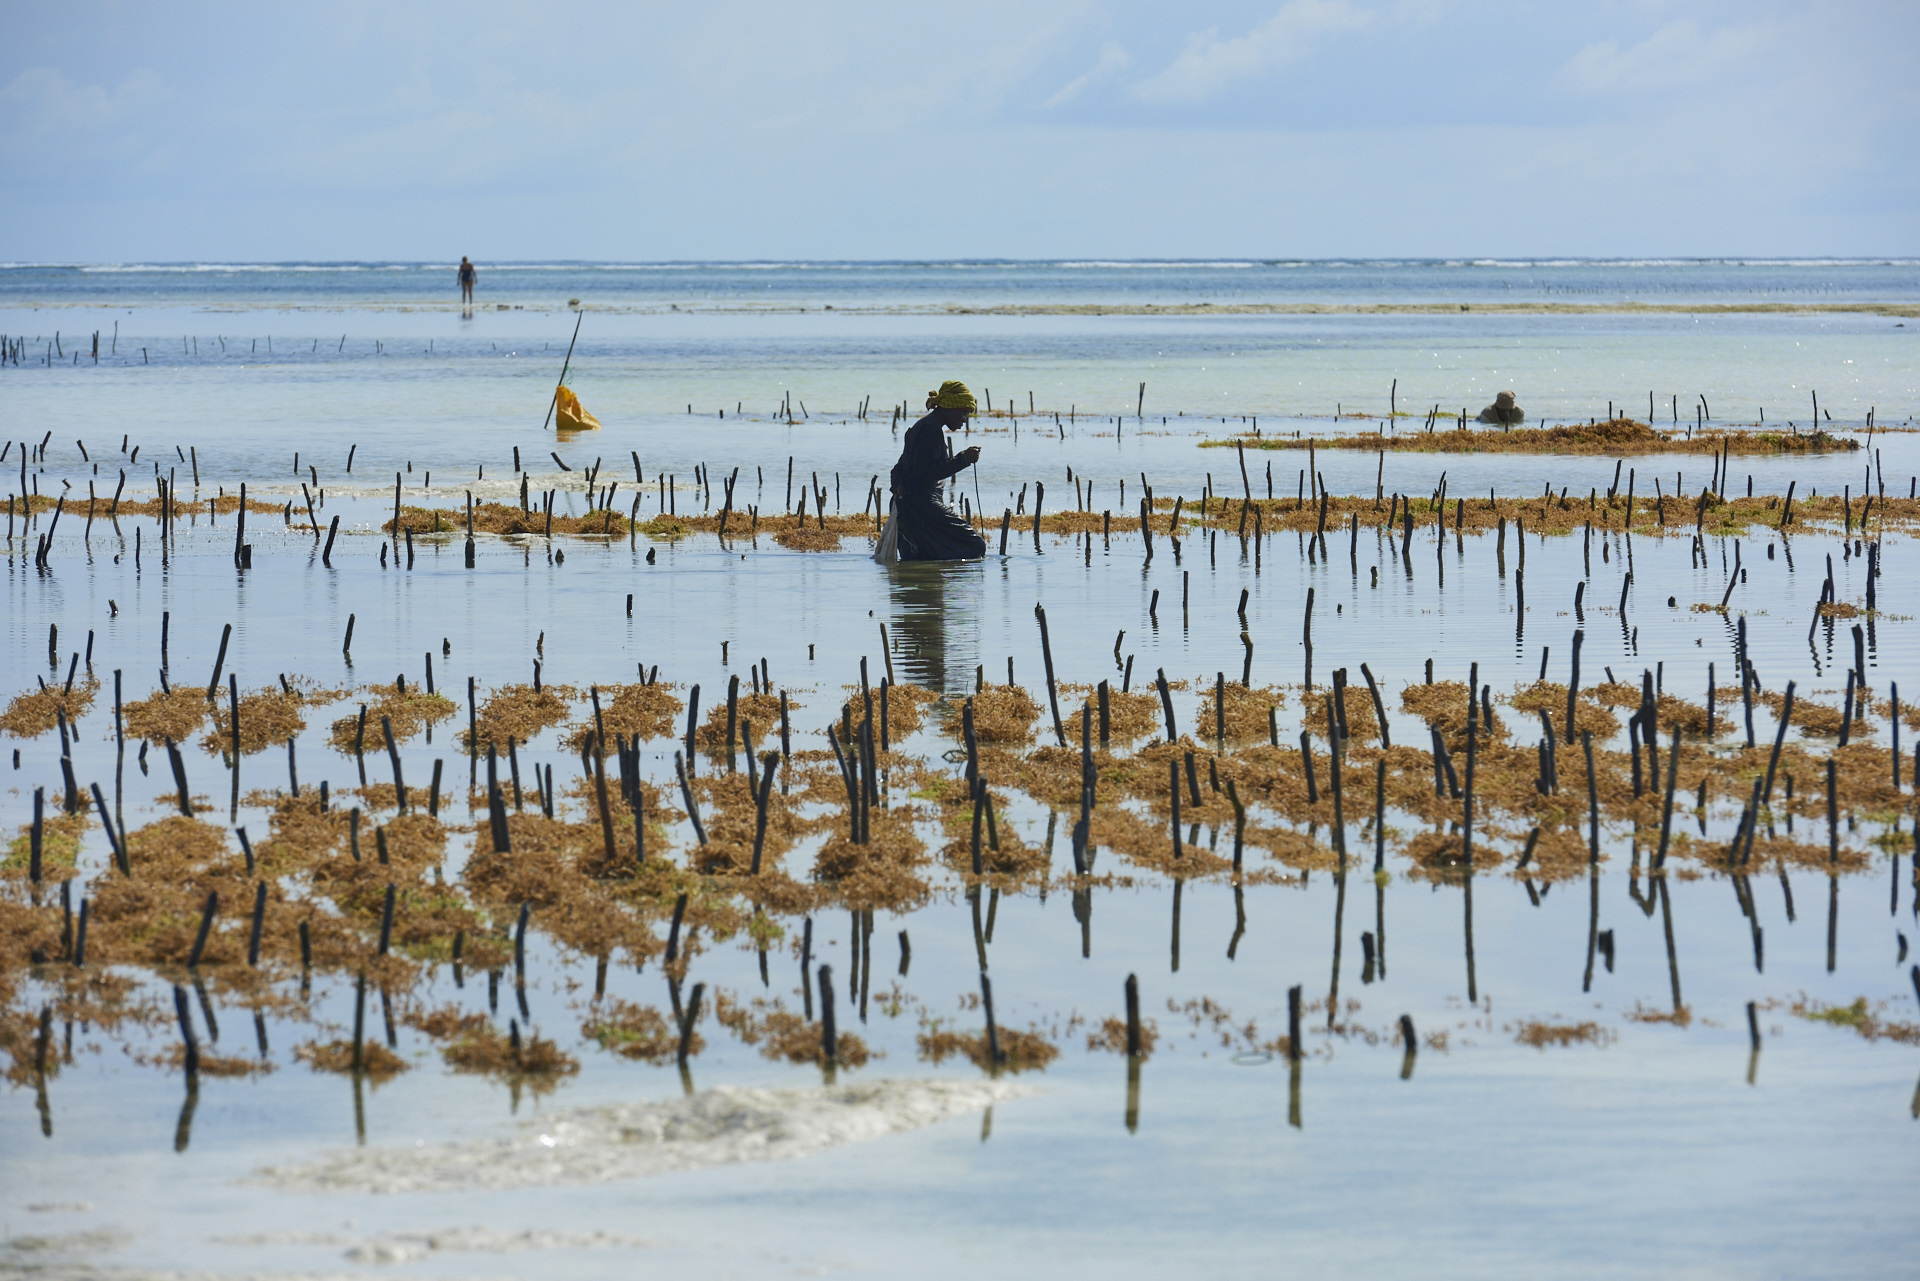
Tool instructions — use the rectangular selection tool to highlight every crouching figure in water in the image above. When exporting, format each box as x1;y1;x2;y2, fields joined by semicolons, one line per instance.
874;381;987;563
1476;389;1525;425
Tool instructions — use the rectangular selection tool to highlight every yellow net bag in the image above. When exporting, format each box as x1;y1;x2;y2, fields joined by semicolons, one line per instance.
555;384;601;432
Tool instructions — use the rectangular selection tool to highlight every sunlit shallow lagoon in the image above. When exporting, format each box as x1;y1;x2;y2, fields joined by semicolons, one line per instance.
1;261;1917;1279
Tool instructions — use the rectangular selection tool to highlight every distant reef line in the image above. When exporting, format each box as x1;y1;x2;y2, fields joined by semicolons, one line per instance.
9;300;1918;318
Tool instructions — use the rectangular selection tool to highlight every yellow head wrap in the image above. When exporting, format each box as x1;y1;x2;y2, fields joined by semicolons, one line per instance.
926;381;977;413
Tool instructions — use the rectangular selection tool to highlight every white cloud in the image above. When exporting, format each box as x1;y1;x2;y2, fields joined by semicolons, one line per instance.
0;66;166;143
1043;41;1131;109
1;1;1913;258
1561;18;1775;95
1130;0;1374;106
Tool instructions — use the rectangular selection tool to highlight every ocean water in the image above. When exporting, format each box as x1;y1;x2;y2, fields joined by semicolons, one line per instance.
3;259;1915;508
1;261;1917;1279
7;257;1919;310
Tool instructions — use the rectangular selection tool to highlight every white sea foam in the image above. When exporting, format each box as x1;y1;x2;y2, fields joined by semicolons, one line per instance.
255;1078;1031;1194
215;1227;648;1264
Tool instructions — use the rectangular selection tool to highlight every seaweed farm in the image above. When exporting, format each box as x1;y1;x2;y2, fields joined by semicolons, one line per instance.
3;291;1919;1279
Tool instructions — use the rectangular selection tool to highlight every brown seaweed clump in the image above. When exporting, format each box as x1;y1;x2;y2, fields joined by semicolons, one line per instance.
917;1024;1058;1073
1194;682;1290;742
774;527;844;552
81;816;239;966
931;790;1047;884
880;682;940;736
0;677;100;739
837;682;939;739
0;900;63;971
0;1005;54;1085
1506;681;1623;742
308;833;474;962
385;501;634;539
1058;683;1165;743
123;687;211;745
809;806;934;912
563;683;686;755
460;683;576;752
1085;1017;1160;1058
154;1045;275;1077
406;1005;492;1041
202;687;311;756
683;768;804;878
460;811;692;966
1138;482;1906;544
696;691;789;752
1295;682;1383;743
250;792;350;871
1219;418;1857;457
1753;689;1859;739
4;810;88;881
945;685;1042;744
1625;1003;1693;1027
582;999;698;1064
1791;997;1920;1045
295;1039;409;1078
714;993;871;1067
384;499;888;546
443;1020;580;1080
461;812;602;909
1513;1020;1615;1049
328;683;458;752
1398;681;1475;736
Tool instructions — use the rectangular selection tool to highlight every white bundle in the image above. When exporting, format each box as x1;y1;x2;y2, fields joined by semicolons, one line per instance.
871;501;900;564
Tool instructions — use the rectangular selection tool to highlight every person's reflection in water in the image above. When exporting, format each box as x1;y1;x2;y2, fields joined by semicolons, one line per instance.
887;560;981;698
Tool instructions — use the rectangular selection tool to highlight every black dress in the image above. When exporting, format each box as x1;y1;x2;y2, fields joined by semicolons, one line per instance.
890;413;986;561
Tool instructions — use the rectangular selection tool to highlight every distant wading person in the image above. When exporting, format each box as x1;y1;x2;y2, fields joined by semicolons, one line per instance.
1476;389;1524;425
458;256;477;304
873;381;986;563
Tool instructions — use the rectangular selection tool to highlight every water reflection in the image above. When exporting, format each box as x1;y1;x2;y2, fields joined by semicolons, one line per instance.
886;561;982;696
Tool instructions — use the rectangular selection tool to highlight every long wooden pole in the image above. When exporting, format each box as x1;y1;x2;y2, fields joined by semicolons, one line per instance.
541;311;585;432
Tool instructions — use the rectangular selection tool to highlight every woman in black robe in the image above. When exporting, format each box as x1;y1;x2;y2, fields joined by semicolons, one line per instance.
882;380;986;562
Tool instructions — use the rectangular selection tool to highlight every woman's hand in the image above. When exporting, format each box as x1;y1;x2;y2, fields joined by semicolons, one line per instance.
955;445;982;469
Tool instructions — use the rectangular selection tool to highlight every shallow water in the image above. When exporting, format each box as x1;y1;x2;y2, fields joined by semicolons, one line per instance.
8;256;1919;309
2;263;1918;1280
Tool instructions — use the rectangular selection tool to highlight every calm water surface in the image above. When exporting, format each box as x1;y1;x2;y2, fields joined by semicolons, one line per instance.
1;262;1916;1279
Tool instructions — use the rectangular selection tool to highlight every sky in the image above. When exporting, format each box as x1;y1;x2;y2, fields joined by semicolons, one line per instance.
2;0;1915;262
